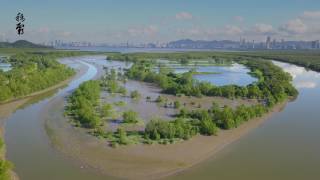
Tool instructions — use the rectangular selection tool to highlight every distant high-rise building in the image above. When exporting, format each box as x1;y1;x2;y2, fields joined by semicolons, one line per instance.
272;39;277;48
266;36;271;49
311;40;320;49
281;39;285;49
239;37;247;48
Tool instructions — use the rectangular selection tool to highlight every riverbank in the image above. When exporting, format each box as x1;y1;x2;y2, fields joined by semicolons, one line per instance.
43;59;289;179
0;57;89;180
0;76;74;105
0;55;95;118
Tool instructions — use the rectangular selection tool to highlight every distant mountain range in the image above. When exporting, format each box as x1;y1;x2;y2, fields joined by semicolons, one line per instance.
0;40;50;48
166;39;316;50
167;39;239;49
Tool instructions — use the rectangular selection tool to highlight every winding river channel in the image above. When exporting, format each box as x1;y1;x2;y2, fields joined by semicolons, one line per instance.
1;56;320;180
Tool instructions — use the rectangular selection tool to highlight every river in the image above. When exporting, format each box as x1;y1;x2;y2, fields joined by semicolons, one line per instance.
3;56;109;180
1;56;320;180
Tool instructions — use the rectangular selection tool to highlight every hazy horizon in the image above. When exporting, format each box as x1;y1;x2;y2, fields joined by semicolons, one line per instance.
1;0;320;44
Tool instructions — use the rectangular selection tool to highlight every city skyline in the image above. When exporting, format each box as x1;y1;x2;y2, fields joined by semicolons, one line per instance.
40;36;318;51
1;0;320;43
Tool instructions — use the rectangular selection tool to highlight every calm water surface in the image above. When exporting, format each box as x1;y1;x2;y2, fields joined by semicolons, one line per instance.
190;64;256;86
0;63;12;72
157;60;257;86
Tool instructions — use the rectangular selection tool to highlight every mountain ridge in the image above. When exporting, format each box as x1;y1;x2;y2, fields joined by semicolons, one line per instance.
0;40;50;48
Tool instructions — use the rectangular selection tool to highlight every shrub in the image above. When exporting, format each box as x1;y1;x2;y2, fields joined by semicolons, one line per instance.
122;110;139;123
130;90;141;99
174;101;181;109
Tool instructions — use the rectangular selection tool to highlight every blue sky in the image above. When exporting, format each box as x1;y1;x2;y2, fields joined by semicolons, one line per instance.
1;0;320;43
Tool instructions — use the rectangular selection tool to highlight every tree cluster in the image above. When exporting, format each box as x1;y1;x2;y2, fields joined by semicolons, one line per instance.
67;80;101;128
0;53;75;102
144;118;198;142
125;59;298;108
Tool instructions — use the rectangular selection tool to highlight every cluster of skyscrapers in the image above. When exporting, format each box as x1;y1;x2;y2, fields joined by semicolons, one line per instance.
240;36;320;50
311;40;320;49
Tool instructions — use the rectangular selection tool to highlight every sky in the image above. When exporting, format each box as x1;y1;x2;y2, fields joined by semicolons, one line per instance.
0;0;320;43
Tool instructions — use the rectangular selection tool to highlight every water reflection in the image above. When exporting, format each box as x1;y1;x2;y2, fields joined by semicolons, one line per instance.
295;81;317;89
273;61;319;89
0;63;12;72
157;61;257;86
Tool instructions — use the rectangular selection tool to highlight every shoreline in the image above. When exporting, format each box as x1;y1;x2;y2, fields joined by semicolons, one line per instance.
158;101;288;179
0;73;76;105
0;54;102;106
0;76;75;180
43;60;290;179
0;58;88;180
0;55;93;117
45;98;287;180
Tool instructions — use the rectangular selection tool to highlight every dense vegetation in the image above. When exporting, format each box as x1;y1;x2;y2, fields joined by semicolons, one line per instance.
238;51;320;72
0;50;101;103
123;110;140;123
107;51;234;63
144;118;199;142
0;52;85;102
142;101;268;144
67;80;102;128
0;138;12;180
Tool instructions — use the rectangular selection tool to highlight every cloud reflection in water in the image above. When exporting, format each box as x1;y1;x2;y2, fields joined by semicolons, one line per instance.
273;61;319;89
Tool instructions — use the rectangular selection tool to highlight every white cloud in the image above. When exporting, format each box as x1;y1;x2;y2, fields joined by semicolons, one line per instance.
57;31;72;37
177;28;201;36
0;32;5;41
280;18;307;34
128;25;158;37
174;11;320;41
295;81;317;89
234;16;244;22
175;12;193;20
301;11;320;19
253;23;274;34
225;25;243;35
176;25;244;40
299;11;320;35
38;27;50;33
